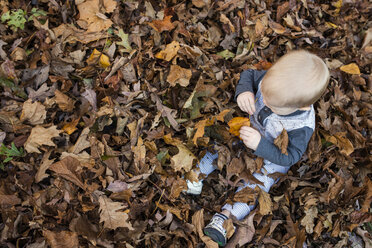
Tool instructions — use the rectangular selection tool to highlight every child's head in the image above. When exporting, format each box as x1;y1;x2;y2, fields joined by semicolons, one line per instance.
261;50;329;115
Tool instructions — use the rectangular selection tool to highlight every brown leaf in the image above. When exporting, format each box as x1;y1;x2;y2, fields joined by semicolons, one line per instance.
49;156;86;190
192;209;218;248
170;144;196;172
62;118;80;135
98;195;133;230
269;21;286;34
148;16;175;33
35;150;54;183
324;132;354;156
155;41;180;61
24;125;62;153
228;117;250;137
20;99;46;125
76;0;116;33
0;194;21;206
166;65;192;87
225;212;256;248
233;187;257;204
276;2;290;21
43;230;79;248
274;128;289;155
169;177;187;199
215;144;231;171
223;218;235;239
257;186;273;216
158;203;183;220
55;90;75;112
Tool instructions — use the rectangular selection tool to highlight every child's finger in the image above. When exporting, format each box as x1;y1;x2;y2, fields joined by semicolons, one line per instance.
248;96;256;113
244;100;252;114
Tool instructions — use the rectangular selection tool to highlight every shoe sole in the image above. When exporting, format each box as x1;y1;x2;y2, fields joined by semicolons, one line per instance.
204;227;226;246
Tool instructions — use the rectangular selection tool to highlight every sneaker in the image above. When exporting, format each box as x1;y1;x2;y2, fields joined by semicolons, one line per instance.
204;213;228;246
185;179;203;195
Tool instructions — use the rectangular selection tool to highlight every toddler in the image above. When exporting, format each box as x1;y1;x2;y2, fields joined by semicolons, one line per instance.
186;50;330;246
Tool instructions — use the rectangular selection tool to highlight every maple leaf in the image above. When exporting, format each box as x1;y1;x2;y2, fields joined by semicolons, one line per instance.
20;99;46;125
155;41;180;61
148;15;175;33
98;195;133;230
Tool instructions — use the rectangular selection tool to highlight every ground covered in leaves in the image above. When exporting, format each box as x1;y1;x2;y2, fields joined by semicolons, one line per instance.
0;0;371;247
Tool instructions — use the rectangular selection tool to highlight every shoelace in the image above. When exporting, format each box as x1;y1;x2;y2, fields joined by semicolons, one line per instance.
210;216;227;234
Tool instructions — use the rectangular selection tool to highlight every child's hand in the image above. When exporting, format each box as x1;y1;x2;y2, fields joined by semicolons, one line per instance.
239;126;261;150
237;91;256;115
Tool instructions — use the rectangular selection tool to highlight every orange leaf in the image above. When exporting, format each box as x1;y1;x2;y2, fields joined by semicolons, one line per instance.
193;118;215;145
148;16;175;33
228;117;250;137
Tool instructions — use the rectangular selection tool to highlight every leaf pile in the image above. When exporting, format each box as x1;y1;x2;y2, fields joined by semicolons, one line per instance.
0;0;371;247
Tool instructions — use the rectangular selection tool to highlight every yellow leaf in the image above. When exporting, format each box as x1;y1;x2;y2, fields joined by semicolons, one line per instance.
339;63;360;75
227;117;250;137
99;53;110;68
86;49;102;65
326;22;338;29
155;41;180;61
62;118;80;135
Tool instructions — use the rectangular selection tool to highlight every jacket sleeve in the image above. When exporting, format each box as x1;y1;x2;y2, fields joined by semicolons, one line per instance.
234;69;267;101
253;127;314;167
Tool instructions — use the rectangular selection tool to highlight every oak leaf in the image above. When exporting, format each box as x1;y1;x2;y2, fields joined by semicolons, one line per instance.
24;125;61;153
228;117;250;137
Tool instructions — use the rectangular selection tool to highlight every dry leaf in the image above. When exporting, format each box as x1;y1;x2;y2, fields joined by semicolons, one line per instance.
225;212;256;248
55;90;75;112
274;128;289;155
69;127;91;154
223;218;235;239
192;209;218;248
166;65;192;87
76;0;116;33
43;230;79;248
257;186;273;215
233;187;257;204
324;132;354;156
49;156;85;189
148;16;175;33
169;177;187;199
0;194;21;206
157;203;183;220
228;117;250;137
62;118;80;135
269;21;286;34
155;41;180;61
98;195;133;230
24;125;62;153
35;150;54;183
20;99;46;125
339;63;360;75
192;118;214;145
301;206;318;234
170;144;196;172
99;53;110;68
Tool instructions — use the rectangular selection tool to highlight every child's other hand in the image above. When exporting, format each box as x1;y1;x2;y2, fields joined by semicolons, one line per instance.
239;126;261;150
237;91;256;115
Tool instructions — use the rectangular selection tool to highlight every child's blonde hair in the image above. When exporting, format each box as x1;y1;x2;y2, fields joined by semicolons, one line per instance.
261;50;329;115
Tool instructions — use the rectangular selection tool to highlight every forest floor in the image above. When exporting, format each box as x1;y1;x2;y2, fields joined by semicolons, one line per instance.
0;0;371;247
